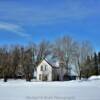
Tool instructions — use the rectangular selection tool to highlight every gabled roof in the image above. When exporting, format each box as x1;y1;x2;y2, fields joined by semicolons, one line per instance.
45;59;59;69
37;59;59;69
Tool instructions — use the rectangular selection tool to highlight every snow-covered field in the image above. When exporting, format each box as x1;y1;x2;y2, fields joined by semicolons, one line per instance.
0;76;100;100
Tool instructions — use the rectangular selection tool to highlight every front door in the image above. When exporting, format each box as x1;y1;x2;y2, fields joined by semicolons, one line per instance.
42;75;48;81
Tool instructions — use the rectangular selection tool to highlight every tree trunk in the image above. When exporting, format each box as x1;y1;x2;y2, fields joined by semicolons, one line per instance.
78;60;81;80
79;70;82;80
4;75;7;82
59;67;63;81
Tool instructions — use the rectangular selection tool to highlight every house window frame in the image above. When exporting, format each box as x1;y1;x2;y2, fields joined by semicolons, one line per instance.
41;65;43;71
39;74;42;80
45;65;47;71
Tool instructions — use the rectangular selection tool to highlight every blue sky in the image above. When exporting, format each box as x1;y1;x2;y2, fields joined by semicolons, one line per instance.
0;0;100;51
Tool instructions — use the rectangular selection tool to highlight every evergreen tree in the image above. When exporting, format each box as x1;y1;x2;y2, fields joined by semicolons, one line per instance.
94;52;98;75
98;52;100;74
81;55;91;78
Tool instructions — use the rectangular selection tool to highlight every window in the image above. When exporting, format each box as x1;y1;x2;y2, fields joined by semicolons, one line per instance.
39;74;41;80
45;65;47;71
41;66;43;71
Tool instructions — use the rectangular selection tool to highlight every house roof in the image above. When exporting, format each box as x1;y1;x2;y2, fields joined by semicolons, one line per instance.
45;59;59;69
37;59;59;69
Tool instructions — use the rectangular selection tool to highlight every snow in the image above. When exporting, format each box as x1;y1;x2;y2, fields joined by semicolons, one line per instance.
88;75;100;80
0;76;100;100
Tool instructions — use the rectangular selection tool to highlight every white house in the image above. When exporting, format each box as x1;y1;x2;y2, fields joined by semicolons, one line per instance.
36;59;79;81
37;59;53;81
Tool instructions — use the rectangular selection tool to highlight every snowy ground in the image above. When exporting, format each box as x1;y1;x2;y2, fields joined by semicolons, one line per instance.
0;76;100;100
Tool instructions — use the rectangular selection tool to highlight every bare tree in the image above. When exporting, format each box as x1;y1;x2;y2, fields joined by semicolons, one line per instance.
35;40;52;65
0;46;10;82
75;41;94;79
53;36;78;81
11;45;21;79
23;47;34;81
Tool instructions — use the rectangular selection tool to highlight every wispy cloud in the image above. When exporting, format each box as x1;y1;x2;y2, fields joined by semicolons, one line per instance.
0;22;30;37
0;0;100;26
0;0;100;25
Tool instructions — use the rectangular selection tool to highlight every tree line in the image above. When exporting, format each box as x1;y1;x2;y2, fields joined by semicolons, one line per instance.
81;52;100;78
0;35;99;82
